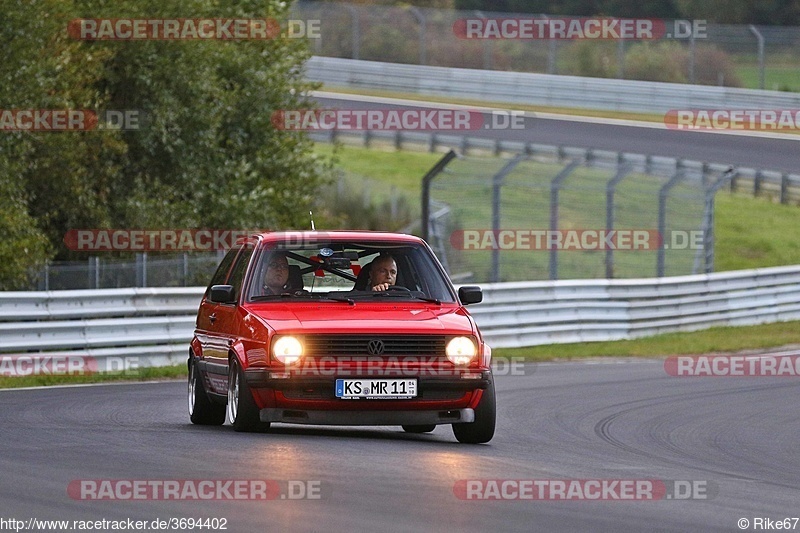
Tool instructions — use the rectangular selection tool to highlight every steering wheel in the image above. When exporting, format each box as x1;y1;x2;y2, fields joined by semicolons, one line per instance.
385;285;411;292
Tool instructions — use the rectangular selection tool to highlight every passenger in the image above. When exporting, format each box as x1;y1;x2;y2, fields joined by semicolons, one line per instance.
369;254;397;291
263;252;290;295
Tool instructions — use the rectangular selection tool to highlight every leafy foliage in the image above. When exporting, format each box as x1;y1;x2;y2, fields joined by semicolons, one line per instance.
0;0;332;288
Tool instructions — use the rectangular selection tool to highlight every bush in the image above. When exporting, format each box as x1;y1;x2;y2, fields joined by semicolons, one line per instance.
562;40;619;78
623;41;688;83
691;44;743;87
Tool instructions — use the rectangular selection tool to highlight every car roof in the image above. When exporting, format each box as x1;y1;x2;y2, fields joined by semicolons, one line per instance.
249;230;425;246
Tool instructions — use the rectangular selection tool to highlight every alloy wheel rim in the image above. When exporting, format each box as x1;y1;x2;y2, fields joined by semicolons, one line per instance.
227;367;239;423
188;365;195;416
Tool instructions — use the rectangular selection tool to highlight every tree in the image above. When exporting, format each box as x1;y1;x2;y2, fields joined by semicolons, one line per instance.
0;0;332;288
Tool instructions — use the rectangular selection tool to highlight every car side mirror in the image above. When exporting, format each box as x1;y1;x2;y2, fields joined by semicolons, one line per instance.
458;286;482;305
209;285;236;304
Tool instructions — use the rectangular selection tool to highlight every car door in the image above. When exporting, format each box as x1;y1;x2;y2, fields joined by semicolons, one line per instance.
204;242;255;392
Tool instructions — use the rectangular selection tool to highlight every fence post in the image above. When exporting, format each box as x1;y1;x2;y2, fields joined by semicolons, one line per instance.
345;5;360;60
409;7;427;65
748;25;765;90
472;11;493;70
605;156;632;278
421;150;458;242
657;164;686;277
549;160;581;280
700;167;737;273
490;155;525;283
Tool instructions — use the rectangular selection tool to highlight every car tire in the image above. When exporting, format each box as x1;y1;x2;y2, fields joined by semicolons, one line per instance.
452;377;496;444
188;358;226;426
227;356;270;433
402;424;436;434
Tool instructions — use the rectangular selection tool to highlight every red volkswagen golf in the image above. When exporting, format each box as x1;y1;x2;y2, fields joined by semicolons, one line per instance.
188;231;495;443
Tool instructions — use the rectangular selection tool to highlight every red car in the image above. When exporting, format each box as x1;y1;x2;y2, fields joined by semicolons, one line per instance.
188;231;495;443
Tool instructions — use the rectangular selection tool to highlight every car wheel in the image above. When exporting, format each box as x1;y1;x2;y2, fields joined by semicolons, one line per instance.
402;424;436;433
227;356;269;432
452;377;496;444
188;358;225;426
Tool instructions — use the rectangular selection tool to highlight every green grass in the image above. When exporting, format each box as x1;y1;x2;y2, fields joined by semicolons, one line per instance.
494;320;800;361
0;364;186;389
315;143;800;273
715;193;800;271
736;66;800;92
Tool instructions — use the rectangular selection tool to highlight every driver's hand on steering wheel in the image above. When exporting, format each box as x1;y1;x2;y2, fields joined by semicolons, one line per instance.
372;282;392;291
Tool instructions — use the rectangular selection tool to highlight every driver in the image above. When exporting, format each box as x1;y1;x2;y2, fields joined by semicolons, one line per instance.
263;252;290;295
369;253;397;291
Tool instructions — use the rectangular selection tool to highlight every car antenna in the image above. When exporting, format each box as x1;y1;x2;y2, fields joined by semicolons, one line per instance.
309;211;316;231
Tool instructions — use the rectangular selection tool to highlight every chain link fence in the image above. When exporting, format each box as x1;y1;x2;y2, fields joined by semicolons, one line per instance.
293;1;800;91
423;149;731;283
31;253;224;290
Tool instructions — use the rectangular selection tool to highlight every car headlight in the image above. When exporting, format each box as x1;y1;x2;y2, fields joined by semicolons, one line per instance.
446;336;477;365
272;336;303;365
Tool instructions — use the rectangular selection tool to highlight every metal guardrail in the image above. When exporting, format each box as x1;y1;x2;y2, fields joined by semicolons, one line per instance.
1;265;798;370
306;56;800;114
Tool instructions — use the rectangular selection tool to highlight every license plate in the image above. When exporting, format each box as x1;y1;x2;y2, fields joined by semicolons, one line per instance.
335;379;417;399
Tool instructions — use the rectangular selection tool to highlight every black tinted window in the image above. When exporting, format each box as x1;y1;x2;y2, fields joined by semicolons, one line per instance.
228;245;255;301
206;247;239;290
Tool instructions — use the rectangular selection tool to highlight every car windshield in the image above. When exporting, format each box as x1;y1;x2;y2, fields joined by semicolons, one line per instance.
245;239;457;303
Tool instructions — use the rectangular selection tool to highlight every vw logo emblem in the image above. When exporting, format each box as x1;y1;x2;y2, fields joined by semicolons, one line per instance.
367;339;385;355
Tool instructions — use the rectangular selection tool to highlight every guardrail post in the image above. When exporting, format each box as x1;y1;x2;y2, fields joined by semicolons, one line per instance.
754;170;763;197
657;164;686;277
136;253;148;288
549;160;581;280
605;156;633;278
490;155;525;282
421;150;458;242
780;173;789;204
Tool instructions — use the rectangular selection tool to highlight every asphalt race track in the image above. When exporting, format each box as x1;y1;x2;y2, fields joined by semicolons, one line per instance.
2;359;798;532
315;94;800;174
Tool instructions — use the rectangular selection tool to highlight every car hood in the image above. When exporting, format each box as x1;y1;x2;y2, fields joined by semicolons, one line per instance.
246;303;475;335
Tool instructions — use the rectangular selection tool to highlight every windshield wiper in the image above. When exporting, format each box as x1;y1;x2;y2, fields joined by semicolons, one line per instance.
321;295;355;305
250;293;313;301
369;292;441;305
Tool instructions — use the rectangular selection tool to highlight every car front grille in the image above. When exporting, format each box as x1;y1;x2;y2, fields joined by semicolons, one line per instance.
302;335;447;357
